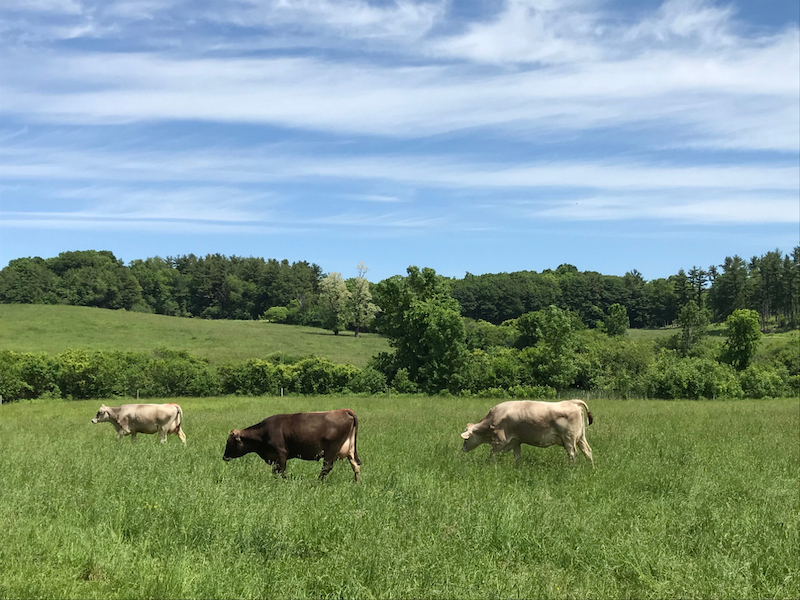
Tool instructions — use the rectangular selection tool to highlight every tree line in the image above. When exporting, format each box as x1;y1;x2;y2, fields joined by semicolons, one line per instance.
1;247;798;332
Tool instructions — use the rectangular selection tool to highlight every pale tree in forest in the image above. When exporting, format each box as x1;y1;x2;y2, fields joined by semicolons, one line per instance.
677;300;710;357
319;272;351;335
348;262;378;338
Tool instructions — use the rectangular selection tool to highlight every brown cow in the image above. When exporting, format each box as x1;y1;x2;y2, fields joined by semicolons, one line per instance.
461;399;593;465
92;403;186;445
223;409;361;482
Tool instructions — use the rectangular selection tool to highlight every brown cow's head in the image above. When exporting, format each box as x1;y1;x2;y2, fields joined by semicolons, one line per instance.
460;423;490;452
223;429;245;461
91;405;111;424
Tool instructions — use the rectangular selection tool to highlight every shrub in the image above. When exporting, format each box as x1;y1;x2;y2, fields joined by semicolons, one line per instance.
291;357;359;395
146;348;219;397
219;359;282;396
391;368;418;394
261;306;290;323
508;385;556;399
646;351;742;400
346;366;387;394
739;365;787;399
56;349;102;400
0;351;29;402
17;352;59;399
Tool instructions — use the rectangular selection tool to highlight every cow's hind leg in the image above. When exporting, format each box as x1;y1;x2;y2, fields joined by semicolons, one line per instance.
562;436;578;463
578;435;594;467
175;427;187;446
348;455;361;482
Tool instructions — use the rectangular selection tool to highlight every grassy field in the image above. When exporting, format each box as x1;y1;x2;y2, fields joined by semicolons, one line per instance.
0;304;389;367
0;395;797;599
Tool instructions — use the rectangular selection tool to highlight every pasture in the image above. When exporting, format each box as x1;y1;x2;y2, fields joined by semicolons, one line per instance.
0;396;797;599
0;304;389;367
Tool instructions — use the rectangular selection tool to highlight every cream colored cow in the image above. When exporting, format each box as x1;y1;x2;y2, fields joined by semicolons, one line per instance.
461;399;593;465
92;403;186;445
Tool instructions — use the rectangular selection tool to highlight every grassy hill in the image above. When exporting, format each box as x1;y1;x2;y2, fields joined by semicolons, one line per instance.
0;304;390;367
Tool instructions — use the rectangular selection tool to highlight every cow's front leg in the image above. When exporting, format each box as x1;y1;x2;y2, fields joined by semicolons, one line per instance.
319;459;335;482
513;442;522;463
275;453;288;478
130;431;138;443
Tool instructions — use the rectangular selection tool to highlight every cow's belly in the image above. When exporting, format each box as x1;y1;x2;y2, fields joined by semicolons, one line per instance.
128;416;174;434
513;425;561;448
131;421;160;434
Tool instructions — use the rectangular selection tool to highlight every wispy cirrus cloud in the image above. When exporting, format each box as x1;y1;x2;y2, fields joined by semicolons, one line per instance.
0;0;797;276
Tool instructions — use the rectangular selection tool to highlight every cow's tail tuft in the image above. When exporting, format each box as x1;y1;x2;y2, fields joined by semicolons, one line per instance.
346;409;361;465
573;399;593;426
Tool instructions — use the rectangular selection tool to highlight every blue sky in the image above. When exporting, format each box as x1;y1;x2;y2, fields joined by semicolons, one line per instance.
0;0;798;283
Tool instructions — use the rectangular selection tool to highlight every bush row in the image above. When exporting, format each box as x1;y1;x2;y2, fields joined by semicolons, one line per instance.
0;343;796;403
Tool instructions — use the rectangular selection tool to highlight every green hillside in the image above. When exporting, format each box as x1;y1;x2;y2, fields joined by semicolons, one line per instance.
0;304;389;367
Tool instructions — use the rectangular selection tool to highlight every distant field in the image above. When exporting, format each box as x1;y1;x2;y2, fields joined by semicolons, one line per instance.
0;304;389;367
0;396;797;599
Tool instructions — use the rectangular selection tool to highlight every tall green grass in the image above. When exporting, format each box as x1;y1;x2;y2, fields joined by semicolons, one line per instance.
0;304;389;367
1;396;797;599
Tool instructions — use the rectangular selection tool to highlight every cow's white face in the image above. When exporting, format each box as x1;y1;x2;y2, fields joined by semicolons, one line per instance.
460;423;487;452
91;405;111;424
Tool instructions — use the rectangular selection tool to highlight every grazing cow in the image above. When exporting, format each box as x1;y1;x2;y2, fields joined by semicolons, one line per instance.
92;403;186;445
461;399;593;466
223;409;361;482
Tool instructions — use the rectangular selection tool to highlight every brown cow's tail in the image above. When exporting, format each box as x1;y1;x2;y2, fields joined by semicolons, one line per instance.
346;409;361;465
573;399;593;426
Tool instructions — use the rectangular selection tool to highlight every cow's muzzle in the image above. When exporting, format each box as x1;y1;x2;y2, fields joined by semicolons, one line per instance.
222;455;231;462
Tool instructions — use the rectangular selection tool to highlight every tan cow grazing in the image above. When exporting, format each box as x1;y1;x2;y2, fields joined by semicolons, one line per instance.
92;403;187;445
461;399;593;466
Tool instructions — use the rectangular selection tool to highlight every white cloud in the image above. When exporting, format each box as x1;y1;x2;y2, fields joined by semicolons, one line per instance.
0;31;796;152
215;0;445;41
626;0;736;46
530;195;799;224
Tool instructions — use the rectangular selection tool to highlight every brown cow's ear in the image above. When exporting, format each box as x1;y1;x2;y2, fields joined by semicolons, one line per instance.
460;431;470;440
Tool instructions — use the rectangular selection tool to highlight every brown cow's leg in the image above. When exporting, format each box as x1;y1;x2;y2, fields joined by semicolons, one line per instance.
319;459;335;482
276;452;288;478
348;456;361;482
130;432;138;443
175;427;187;445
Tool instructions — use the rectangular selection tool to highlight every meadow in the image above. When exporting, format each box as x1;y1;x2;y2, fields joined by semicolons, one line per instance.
0;395;797;599
0;305;389;367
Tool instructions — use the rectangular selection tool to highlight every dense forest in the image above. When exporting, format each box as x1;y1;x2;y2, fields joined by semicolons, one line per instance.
1;247;798;331
0;249;798;402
